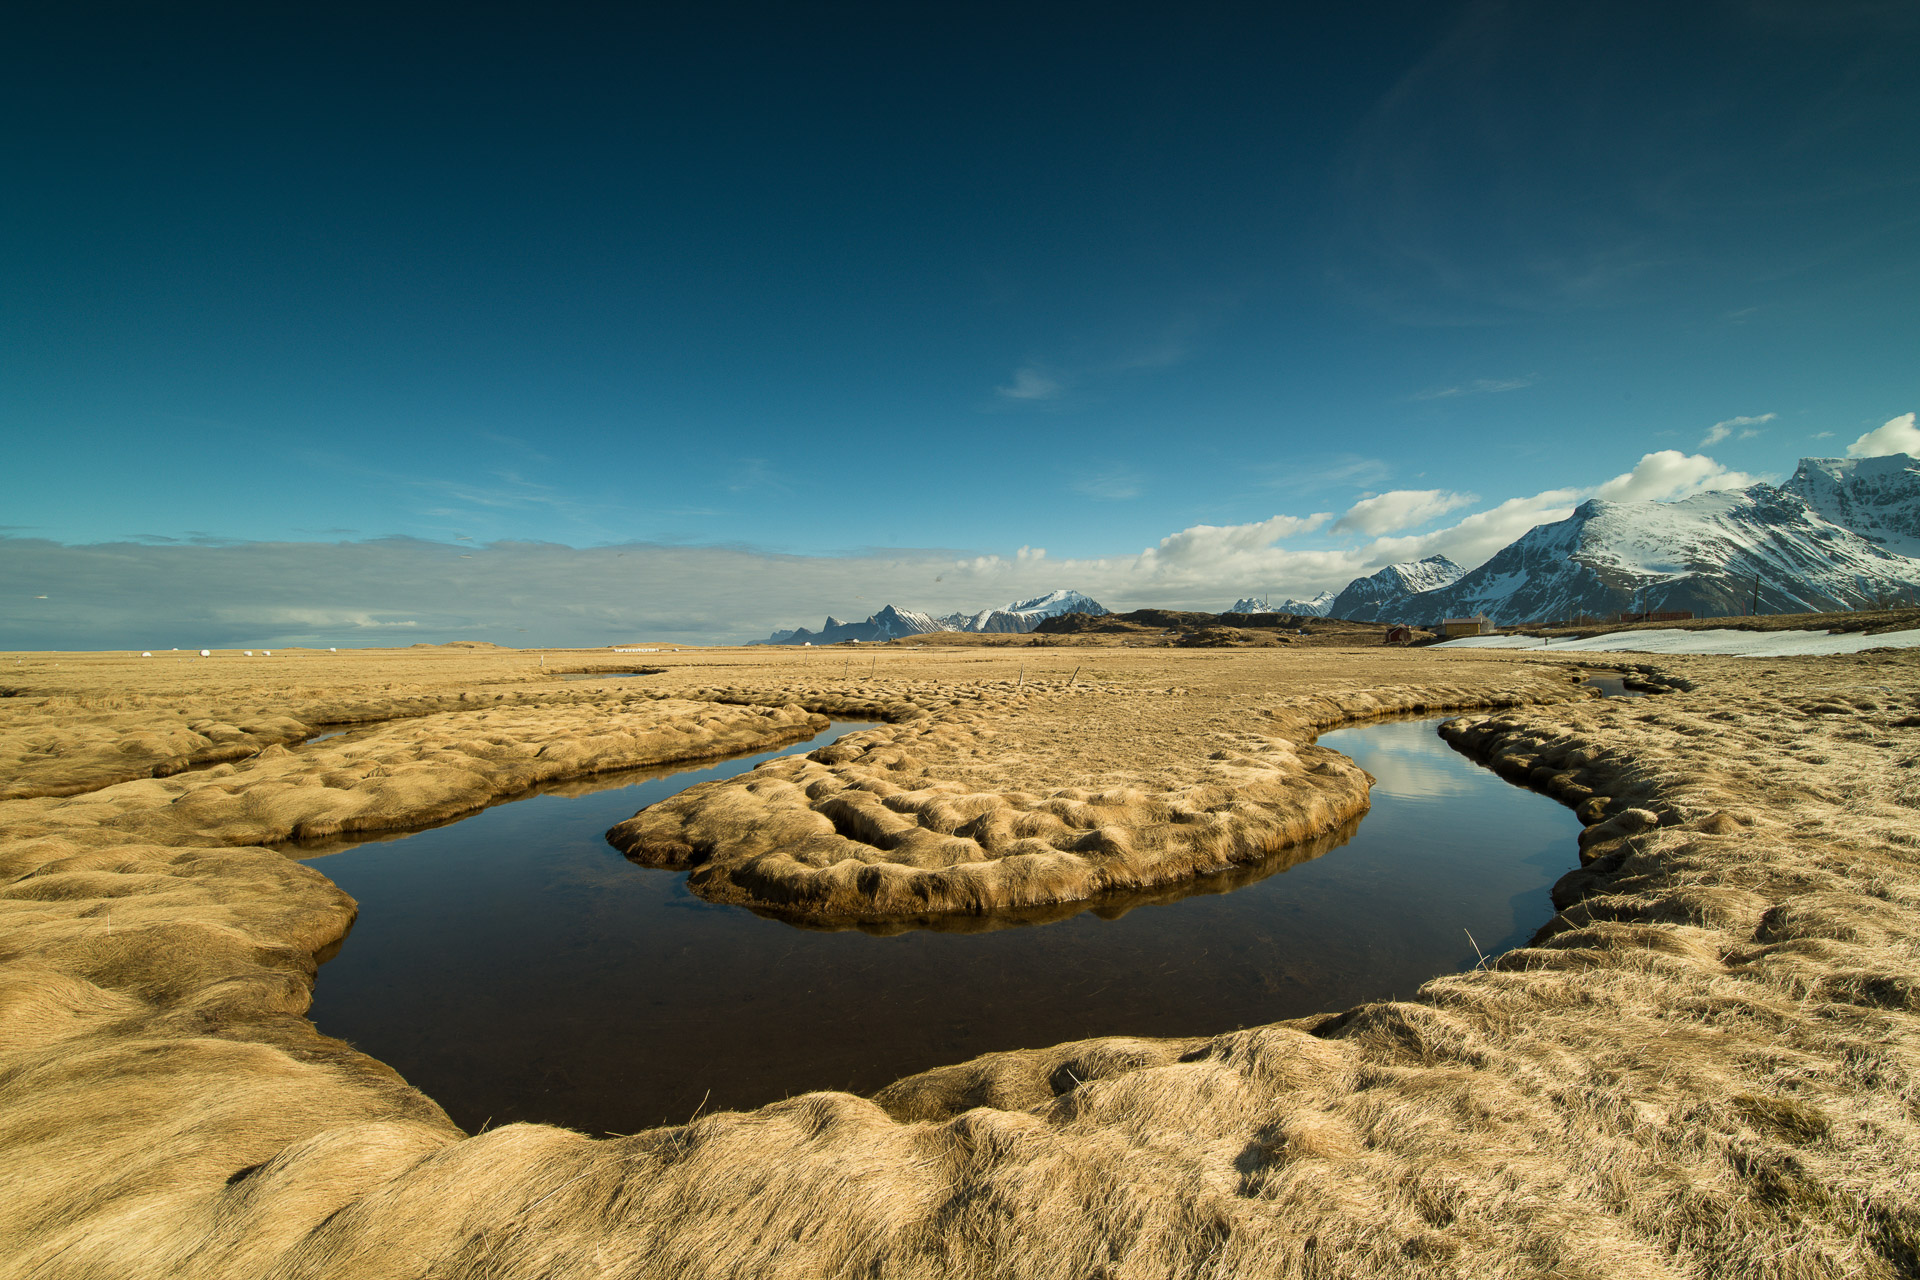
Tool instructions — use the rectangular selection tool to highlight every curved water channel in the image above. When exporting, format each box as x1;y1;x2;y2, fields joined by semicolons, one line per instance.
296;710;1587;1136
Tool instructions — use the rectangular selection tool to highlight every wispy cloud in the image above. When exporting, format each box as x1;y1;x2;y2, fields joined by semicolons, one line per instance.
1260;455;1392;494
1699;412;1774;447
1409;376;1537;401
996;366;1066;402
725;457;791;495
480;431;552;465
289;449;627;544
1069;466;1143;501
993;310;1213;408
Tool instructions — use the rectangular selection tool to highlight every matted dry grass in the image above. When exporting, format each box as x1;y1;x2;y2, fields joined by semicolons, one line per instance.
610;668;1581;922
1;642;1916;1277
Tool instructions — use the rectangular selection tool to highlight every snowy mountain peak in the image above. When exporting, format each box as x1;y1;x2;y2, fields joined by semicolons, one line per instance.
1325;556;1465;621
1226;591;1336;616
1004;589;1107;618
957;589;1109;634
1281;590;1339;616
869;605;945;638
1390;555;1467;590
1401;479;1920;624
1784;453;1920;557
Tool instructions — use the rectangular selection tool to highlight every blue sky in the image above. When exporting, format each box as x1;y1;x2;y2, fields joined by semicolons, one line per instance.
5;1;1917;646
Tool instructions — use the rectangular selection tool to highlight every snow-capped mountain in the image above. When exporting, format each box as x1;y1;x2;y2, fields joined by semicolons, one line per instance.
760;605;943;645
756;456;1920;643
754;590;1107;644
1225;591;1337;616
1280;591;1338;616
1783;454;1920;557
1399;483;1920;625
956;590;1110;634
1324;556;1465;622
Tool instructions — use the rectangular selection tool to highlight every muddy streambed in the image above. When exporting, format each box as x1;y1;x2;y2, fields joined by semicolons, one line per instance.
297;715;1582;1136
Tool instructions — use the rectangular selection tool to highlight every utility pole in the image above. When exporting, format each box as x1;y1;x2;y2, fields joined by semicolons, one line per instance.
1750;572;1760;616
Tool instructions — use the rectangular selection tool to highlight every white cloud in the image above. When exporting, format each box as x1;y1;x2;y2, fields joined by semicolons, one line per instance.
1364;488;1584;570
1699;412;1774;447
1846;412;1920;458
1333;488;1476;536
1410;376;1536;401
1144;513;1332;566
0;449;1779;649
1353;450;1752;572
1591;450;1754;502
996;366;1065;401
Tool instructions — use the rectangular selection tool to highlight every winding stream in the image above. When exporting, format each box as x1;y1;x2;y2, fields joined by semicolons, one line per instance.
298;713;1582;1136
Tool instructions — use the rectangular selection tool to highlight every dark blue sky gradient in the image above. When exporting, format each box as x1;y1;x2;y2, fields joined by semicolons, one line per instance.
6;1;1917;572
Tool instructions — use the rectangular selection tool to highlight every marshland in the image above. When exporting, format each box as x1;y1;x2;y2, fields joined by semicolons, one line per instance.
3;640;1917;1277
14;1;1918;1274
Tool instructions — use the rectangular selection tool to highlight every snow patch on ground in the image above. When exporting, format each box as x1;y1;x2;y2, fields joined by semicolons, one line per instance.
1436;627;1920;657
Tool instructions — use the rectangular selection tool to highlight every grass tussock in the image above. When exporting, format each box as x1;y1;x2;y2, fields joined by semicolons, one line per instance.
610;673;1583;922
1;643;1917;1276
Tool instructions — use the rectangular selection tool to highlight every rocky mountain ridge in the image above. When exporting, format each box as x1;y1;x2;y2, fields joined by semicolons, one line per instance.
1226;592;1336;616
1324;556;1466;622
756;590;1107;645
1784;453;1920;557
1338;460;1920;625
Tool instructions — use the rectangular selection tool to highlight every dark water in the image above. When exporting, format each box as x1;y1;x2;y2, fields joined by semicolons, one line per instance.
299;716;1581;1135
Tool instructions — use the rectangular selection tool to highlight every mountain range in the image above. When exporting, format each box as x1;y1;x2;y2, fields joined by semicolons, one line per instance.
1225;592;1337;616
755;590;1108;645
1335;455;1920;625
752;454;1920;642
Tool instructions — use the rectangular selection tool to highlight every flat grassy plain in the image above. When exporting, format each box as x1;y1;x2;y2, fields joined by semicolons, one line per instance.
1;640;1916;1277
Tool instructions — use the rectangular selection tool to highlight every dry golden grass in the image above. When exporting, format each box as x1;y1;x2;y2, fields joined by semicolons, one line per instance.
609;667;1580;922
1;642;1916;1277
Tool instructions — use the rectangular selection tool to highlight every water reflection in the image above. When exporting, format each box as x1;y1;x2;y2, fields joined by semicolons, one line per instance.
1350;722;1483;800
301;714;1580;1136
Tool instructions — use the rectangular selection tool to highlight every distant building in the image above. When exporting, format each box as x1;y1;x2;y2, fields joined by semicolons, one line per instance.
1384;624;1413;645
1438;615;1493;638
1618;610;1694;624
